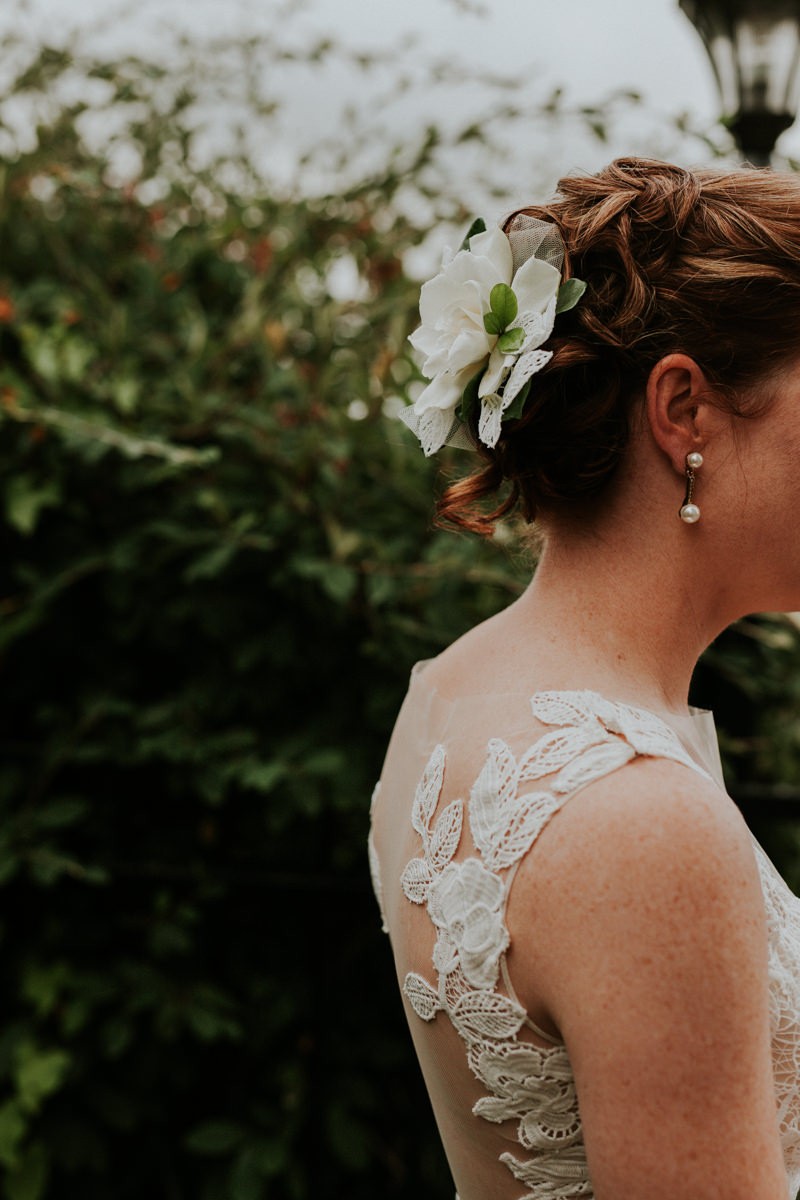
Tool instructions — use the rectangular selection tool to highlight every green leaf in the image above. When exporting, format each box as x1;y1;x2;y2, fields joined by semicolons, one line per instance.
101;1018;134;1060
185;1120;245;1156
33;798;89;830
229;1146;264;1200
23;331;60;382
61;336;95;383
0;1101;26;1169
501;380;532;423
21;963;69;1017
497;327;524;354
81;865;111;886
292;560;357;604
247;1138;287;1178
110;376;140;415
14;1044;71;1114
556;277;587;314
186;1006;241;1042
460;216;486;250
319;563;357;604
238;761;285;794
489;283;517;328
183;542;239;582
4;475;61;536
482;311;503;336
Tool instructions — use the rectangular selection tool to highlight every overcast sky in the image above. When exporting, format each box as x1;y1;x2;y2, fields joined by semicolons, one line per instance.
0;0;723;119
6;0;800;205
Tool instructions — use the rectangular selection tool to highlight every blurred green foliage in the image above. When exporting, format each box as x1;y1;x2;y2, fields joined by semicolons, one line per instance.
1;16;800;1200
0;25;534;1200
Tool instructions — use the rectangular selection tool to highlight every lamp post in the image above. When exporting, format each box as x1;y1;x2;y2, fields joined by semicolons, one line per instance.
679;0;800;165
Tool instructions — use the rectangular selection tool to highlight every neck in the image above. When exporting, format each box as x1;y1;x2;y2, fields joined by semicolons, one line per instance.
510;515;731;716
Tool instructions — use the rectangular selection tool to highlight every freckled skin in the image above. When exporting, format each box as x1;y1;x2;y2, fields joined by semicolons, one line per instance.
506;759;784;1199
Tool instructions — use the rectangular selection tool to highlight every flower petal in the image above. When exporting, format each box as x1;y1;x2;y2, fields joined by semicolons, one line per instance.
478;342;513;399
511;257;561;318
519;294;557;353
418;253;501;329
468;226;513;282
461;904;500;954
408;322;444;373
458;858;505;909
426;861;461;930
449;324;493;374
433;934;459;975
412;366;474;414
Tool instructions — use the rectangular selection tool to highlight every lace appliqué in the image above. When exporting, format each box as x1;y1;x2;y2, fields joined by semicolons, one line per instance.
750;841;800;1195
399;690;711;1199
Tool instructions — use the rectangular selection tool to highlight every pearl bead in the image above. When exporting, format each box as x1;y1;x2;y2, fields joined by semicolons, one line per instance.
686;451;703;470
680;503;700;524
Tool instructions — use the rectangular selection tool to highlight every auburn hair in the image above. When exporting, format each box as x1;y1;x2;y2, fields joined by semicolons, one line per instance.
438;157;800;535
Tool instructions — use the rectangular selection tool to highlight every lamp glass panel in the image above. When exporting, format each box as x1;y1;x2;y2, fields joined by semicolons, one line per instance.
734;16;800;111
705;31;740;111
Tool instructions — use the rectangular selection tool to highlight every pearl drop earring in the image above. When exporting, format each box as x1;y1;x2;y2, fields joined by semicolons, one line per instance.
679;451;703;524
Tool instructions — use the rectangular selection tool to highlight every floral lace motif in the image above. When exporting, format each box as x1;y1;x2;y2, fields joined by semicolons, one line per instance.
749;840;800;1192
398;690;712;1199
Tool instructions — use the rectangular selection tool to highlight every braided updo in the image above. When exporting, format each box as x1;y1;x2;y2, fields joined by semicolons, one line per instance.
438;157;800;535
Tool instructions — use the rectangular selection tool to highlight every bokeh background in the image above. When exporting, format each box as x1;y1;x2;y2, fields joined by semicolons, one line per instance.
4;1;800;1197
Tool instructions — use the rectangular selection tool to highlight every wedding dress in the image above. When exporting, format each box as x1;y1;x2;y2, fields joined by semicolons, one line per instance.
368;660;800;1200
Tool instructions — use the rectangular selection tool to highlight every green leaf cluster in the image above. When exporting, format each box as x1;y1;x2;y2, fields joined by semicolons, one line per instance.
483;283;517;336
482;283;525;355
0;26;533;1200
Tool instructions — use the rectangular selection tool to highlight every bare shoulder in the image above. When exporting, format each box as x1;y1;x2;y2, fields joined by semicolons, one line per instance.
513;756;765;1021
517;755;766;1020
527;754;759;923
512;757;787;1200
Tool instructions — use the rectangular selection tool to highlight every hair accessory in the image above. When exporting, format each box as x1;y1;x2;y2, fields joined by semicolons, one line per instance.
679;451;703;524
398;215;586;457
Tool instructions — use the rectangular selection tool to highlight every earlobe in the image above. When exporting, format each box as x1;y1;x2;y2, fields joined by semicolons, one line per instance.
646;353;711;473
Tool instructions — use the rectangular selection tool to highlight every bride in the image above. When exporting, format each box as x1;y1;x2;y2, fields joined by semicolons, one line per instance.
369;158;800;1199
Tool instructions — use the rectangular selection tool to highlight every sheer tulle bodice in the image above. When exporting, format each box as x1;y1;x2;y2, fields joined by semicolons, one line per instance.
368;662;800;1200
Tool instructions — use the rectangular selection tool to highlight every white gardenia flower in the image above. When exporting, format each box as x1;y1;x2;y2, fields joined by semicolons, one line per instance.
410;227;511;379
402;225;563;455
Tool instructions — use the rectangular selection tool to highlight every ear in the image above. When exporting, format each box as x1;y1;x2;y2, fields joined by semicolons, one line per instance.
645;353;721;473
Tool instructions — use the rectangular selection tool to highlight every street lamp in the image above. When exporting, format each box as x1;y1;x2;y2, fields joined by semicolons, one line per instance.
679;0;800;165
